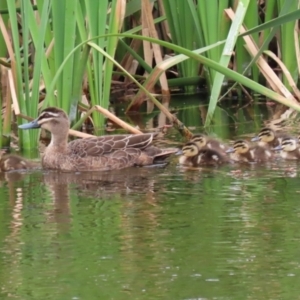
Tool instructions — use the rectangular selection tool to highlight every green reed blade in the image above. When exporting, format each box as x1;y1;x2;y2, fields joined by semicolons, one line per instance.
278;0;298;86
103;0;124;109
28;0;51;107
235;0;259;85
240;9;300;37
115;33;300;112
6;1;23;103
51;0;65;106
162;0;200;93
27;0;54;106
205;0;249;127
70;1;90;121
234;1;299;99
61;2;77;113
0;0;8;57
83;0;107;131
20;0;30;108
6;1;29;147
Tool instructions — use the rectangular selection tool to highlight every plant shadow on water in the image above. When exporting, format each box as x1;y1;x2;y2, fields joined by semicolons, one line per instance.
1;102;300;299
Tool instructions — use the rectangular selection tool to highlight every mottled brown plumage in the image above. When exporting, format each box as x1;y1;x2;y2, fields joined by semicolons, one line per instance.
19;107;177;171
226;140;274;163
274;137;300;160
251;127;288;148
0;154;36;172
190;134;229;155
178;142;229;167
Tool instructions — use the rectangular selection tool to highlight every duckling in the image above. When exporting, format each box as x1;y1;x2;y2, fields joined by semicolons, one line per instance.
251;127;288;148
190;134;229;155
178;142;229;167
273;137;300;160
226;140;274;163
0;154;35;172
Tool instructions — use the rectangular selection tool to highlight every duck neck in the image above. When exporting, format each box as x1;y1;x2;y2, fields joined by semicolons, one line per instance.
48;130;69;152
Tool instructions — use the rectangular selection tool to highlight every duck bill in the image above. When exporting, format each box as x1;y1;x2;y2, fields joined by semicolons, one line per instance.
273;145;283;151
18;119;40;130
251;136;260;142
225;148;235;154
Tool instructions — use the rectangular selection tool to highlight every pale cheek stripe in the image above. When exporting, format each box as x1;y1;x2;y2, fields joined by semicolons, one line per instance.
40;112;59;118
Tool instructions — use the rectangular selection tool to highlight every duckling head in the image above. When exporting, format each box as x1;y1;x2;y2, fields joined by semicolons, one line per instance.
251;127;275;143
181;142;199;157
1;156;28;172
274;138;297;152
226;140;250;154
190;134;207;149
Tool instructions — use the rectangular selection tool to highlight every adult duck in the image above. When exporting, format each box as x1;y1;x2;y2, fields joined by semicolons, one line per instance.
19;107;177;171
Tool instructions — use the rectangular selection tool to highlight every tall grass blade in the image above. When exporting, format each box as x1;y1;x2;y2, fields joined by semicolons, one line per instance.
205;0;249;127
278;0;298;86
162;0;200;93
103;0;126;105
115;33;300;111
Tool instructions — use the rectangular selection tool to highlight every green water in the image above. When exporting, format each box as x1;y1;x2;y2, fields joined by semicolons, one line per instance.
1;100;300;299
0;159;300;300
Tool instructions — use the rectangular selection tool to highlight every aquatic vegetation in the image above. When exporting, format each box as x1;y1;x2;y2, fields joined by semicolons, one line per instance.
0;0;299;150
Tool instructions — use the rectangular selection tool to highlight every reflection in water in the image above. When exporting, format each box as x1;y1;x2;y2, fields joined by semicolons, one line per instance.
43;168;164;230
43;167;159;195
0;171;27;298
0;159;300;299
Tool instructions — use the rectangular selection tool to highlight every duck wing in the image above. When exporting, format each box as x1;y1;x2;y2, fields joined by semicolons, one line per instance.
93;148;143;170
68;133;156;157
143;146;179;161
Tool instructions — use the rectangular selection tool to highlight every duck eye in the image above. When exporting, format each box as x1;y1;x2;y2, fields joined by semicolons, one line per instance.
41;113;51;119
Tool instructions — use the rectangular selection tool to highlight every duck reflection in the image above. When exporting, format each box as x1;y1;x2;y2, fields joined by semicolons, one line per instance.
0;167;164;295
28;168;155;232
0;167;161;231
43;167;158;196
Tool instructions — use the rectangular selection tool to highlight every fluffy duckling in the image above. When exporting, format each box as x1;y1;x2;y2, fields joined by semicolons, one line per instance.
273;137;300;160
178;142;229;167
226;140;274;163
0;154;35;172
0;155;27;172
190;134;229;155
251;127;288;148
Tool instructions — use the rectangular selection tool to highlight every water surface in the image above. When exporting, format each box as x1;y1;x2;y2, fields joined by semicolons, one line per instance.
0;158;300;300
1;100;300;299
